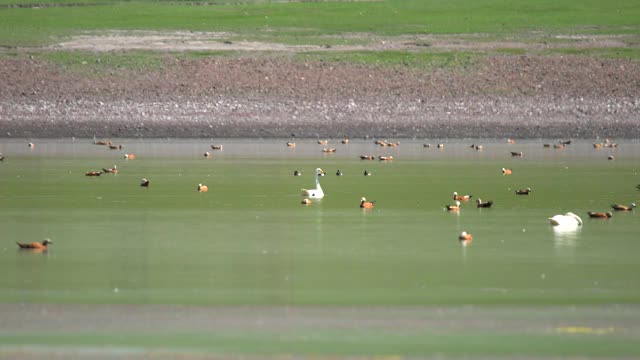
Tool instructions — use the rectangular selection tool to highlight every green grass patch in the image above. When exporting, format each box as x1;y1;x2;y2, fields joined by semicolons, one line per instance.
35;50;168;75
0;0;639;47
495;48;527;55
544;46;640;60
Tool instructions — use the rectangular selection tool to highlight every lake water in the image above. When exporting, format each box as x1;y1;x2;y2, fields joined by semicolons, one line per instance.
1;138;639;357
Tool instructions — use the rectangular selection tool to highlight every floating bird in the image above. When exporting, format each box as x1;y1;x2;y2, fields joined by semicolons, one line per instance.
607;155;615;160
559;140;572;145
605;143;618;148
301;168;325;199
140;178;150;187
301;198;311;205
587;211;612;218
322;148;337;153
379;155;393;161
198;183;209;192
446;201;461;211
437;144;444;149
474;145;483;150
360;155;375;160
108;144;123;150
507;138;516;144
0;153;4;161
102;165;118;174
85;171;102;176
458;231;473;243
510;151;523;157
453;192;472;201
360;197;375;209
317;140;328;145
17;238;52;250
294;170;302;176
28;142;35;148
553;144;565;149
204;152;212;158
549;212;583;227
611;203;636;211
374;140;386;145
502;168;512;175
637;184;640;191
593;143;603;149
476;199;493;208
363;170;372;176
210;145;223;150
543;144;551;148
94;138;112;146
515;188;532;195
124;154;135;159
341;139;350;144
336;170;343;176
286;142;296;148
423;144;431;148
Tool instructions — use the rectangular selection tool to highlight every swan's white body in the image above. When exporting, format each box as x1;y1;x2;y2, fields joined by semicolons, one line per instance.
548;212;583;227
301;168;325;199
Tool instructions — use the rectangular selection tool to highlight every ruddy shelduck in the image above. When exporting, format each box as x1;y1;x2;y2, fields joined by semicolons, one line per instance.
124;154;135;160
198;183;209;192
108;144;123;150
204;152;212;158
507;138;515;144
286;142;296;148
210;145;223;150
85;171;102;176
458;231;473;242
317;140;328;145
17;238;52;250
322;148;337;153
611;203;636;211
301;198;311;205
28;142;35;148
453;192;472;201
360;155;375;160
140;178;150;187
515;188;532;195
502;168;512;175
360;197;375;209
510;151;523;157
379;155;393;161
446;201;461;211
341;139;350;144
587;211;612;218
102;165;118;174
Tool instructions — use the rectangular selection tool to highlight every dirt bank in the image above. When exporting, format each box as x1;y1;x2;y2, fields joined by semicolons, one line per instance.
1;50;639;139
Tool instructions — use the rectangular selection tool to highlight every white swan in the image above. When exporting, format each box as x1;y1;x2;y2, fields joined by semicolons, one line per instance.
548;212;583;227
301;168;325;198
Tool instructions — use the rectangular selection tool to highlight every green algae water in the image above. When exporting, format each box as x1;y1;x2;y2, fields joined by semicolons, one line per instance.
1;138;639;358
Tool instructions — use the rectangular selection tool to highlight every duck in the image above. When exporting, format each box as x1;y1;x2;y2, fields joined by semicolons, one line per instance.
379;156;393;161
85;171;102;176
363;170;372;176
360;155;375;160
108;144;123;150
140;178;150;187
423;144;431;148
210;145;223;150
607;155;615;160
510;151;523;157
294;170;302;176
458;231;473;242
553;144;565;149
445;201;461;212
437;144;445;149
341;139;350;144
336;170;343;176
453;192;472;201
474;145;483;151
502;168;512;175
198;183;209;192
204;152;212;158
549;212;583;227
124;154;135;160
286;142;296;148
559;139;572;145
317;140;328;145
102;165;118;174
17;238;52;250
301;168;325;199
543;144;551;148
611;203;636;211
0;153;4;161
515;188;532;195
93;137;112;146
593;143;603;149
476;199;493;208
28;142;35;149
360;197;376;209
587;211;612;218
301;198;311;205
507;138;516;144
322;148;337;153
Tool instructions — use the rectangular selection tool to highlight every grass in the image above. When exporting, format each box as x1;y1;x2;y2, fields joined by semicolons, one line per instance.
295;50;478;69
0;0;639;47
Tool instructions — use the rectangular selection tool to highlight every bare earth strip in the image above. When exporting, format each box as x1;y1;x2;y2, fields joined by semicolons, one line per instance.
1;32;640;138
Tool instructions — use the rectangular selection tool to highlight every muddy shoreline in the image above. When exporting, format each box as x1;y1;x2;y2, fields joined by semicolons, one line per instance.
1;55;639;139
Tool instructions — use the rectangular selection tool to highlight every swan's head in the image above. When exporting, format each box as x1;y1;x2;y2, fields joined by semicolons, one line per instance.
315;168;325;176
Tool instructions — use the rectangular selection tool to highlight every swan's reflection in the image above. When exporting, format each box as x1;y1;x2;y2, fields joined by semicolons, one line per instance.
551;224;581;249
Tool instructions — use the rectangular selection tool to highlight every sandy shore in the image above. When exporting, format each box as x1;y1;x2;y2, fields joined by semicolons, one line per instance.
1;52;639;139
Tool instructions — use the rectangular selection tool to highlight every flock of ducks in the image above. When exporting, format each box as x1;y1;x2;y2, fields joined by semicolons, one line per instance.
8;137;636;251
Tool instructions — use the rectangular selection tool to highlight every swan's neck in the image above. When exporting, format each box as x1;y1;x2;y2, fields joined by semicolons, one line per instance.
315;174;321;189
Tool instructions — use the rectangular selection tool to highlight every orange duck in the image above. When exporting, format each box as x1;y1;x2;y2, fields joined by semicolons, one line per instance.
102;165;118;174
360;197;376;209
502;168;512;175
322;148;337;153
446;201;461;212
360;155;375;160
17;239;52;250
124;154;135;160
286;142;296;148
611;203;636;211
587;211;612;218
458;231;473;246
210;145;223;150
85;171;102;176
453;192;472;201
378;156;393;161
197;183;209;192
